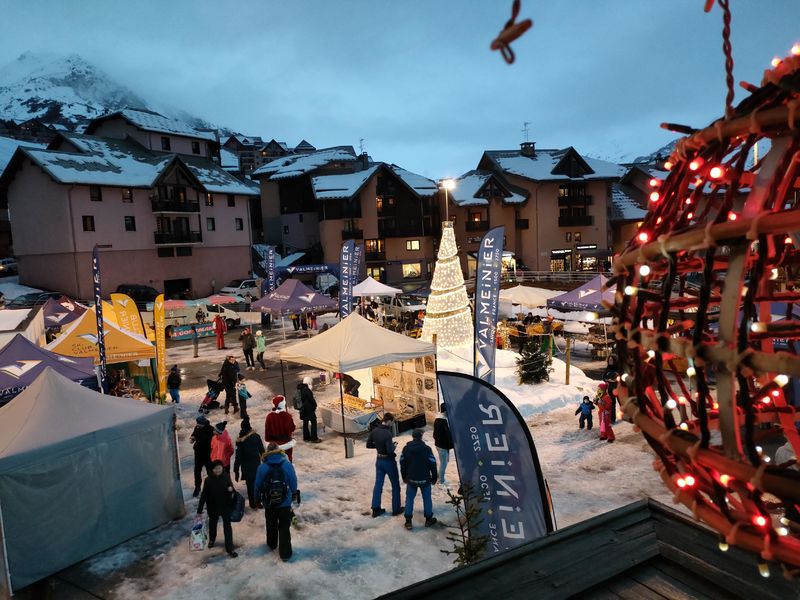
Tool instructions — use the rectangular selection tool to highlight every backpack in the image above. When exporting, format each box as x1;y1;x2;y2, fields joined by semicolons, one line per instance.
293;389;304;411
263;464;289;508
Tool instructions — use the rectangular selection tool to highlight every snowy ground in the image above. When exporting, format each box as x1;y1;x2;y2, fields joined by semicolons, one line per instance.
51;320;675;599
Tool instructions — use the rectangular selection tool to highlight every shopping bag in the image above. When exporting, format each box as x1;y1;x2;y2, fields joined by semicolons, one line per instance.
190;517;208;551
230;491;246;523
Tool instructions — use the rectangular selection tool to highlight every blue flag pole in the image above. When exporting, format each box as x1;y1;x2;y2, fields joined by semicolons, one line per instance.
91;245;108;393
473;226;504;385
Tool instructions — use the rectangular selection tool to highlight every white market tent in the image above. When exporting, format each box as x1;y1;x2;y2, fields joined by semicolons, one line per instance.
352;276;403;297
0;368;184;592
279;312;434;372
0;307;45;347
499;285;562;308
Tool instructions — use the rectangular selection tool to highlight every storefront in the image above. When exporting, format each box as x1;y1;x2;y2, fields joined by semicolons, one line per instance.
575;244;613;272
550;248;573;272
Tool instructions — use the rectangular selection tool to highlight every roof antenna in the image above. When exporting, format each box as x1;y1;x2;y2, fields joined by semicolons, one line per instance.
522;121;531;142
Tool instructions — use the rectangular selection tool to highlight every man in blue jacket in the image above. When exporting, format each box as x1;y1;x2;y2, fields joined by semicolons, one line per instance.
255;442;298;561
366;413;403;518
400;429;438;530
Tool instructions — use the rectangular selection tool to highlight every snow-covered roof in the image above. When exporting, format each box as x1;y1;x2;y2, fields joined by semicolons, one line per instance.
180;155;259;196
253;146;357;179
88;108;218;142
388;164;438;197
450;170;527;207
610;184;647;222
294;139;316;153
311;165;380;200
0;135;45;173
483;147;625;182
220;148;239;171
229;134;263;146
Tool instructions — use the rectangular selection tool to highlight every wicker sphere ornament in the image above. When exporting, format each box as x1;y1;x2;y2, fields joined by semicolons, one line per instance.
611;46;800;576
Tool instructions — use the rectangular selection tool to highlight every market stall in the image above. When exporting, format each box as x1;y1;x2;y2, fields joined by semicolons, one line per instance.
279;313;436;437
546;275;617;358
41;296;86;335
252;278;337;338
0;308;45;348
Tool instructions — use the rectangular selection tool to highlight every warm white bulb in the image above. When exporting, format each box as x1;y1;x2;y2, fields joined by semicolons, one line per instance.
751;322;767;333
679;422;689;431
686;367;696;377
624;285;637;296
775;374;789;387
666;399;677;409
647;350;656;359
639;264;651;277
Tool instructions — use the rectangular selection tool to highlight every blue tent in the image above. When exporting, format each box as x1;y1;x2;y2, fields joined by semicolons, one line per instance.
546;275;616;312
0;334;96;405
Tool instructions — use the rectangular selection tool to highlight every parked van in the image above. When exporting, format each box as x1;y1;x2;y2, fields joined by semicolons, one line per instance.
141;303;241;336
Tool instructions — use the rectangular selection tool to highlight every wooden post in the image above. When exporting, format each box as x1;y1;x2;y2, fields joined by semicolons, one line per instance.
339;375;349;457
565;337;571;386
279;360;286;397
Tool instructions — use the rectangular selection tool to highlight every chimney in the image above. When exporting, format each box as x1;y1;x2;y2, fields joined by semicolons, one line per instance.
520;141;536;157
359;152;370;170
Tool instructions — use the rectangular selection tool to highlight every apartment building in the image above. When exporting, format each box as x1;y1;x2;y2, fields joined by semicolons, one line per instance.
446;142;644;274
253;147;439;285
0;111;258;299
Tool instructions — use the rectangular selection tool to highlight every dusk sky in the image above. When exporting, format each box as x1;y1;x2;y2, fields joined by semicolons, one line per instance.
0;1;797;179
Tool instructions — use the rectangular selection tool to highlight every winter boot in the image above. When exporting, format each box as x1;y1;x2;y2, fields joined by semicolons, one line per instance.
192;487;200;498
425;517;438;527
228;551;238;558
391;506;405;516
372;508;386;518
404;516;413;530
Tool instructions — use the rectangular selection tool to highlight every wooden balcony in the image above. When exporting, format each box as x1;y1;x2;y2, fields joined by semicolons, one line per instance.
154;231;202;245
558;215;593;227
151;199;200;213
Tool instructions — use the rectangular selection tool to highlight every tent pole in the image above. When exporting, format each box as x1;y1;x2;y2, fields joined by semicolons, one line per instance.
281;314;286;340
171;412;186;518
280;360;286;397
0;497;12;599
339;375;347;456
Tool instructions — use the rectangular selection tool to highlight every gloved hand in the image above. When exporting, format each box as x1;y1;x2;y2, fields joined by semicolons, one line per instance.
234;471;240;482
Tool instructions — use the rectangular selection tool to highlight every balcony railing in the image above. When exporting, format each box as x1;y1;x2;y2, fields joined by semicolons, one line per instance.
342;229;364;240
515;218;529;229
558;215;594;227
151;199;201;213
465;220;490;232
154;231;202;245
558;195;593;207
365;252;386;261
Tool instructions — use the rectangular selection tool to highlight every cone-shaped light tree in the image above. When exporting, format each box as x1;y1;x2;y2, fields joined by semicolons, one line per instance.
421;221;473;348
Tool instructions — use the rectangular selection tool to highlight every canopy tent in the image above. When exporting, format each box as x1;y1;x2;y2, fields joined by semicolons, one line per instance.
41;296;87;329
546;275;616;312
499;285;562;308
279;312;435;372
45;308;155;364
0;368;184;592
252;278;337;314
352;276;403;297
0;308;45;348
0;334;96;405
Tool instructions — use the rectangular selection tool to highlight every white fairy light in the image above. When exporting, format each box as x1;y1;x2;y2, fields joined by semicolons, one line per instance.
686;366;696;377
624;285;638;296
639;264;651;277
775;374;790;387
666;398;677;409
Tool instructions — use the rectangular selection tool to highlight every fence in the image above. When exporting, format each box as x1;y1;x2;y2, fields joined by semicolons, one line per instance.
464;270;611;290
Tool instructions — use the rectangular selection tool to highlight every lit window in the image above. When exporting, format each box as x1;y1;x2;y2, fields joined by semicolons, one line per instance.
406;240;420;251
205;193;213;206
402;262;421;279
121;188;133;203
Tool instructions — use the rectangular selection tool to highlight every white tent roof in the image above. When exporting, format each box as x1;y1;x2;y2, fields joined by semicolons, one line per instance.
499;285;562;307
352;276;403;297
279;312;435;372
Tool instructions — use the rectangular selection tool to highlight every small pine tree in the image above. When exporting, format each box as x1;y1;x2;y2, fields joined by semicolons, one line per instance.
441;484;489;566
517;338;552;384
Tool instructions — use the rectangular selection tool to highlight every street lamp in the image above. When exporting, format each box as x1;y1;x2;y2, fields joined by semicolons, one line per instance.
440;178;456;221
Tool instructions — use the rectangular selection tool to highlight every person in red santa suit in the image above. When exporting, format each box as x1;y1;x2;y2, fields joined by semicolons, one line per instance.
213;314;227;350
264;395;297;461
597;382;616;443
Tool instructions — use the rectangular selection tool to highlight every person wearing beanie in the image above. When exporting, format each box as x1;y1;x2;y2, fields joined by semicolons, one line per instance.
400;429;438;530
234;418;266;509
239;327;256;371
296;380;320;443
236;373;252;421
366;413;403;518
598;387;616;443
255;330;267;370
433;405;454;488
264;395;297;461
255;442;298;561
167;365;182;403
197;459;238;558
211;421;234;473
219;355;240;416
190;414;214;497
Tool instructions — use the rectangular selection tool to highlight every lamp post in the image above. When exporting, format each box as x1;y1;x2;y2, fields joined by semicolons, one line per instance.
440;178;456;221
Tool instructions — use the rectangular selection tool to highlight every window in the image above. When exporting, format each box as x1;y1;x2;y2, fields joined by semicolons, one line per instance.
206;217;216;231
574;232;582;242
90;186;102;202
402;262;422;279
176;247;193;257
121;188;133;203
283;225;290;234
124;216;136;231
469;211;482;222
205;193;214;206
191;141;200;154
566;232;572;242
157;247;175;258
82;215;95;231
227;194;235;207
406;239;420;251
235;218;244;231
161;136;171;151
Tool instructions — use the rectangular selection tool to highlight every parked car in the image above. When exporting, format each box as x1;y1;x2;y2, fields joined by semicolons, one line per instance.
116;284;161;304
0;258;18;276
5;291;62;309
380;295;427;317
219;278;261;299
141;302;241;335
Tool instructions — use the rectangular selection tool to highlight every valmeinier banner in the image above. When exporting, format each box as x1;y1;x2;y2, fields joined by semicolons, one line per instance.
474;226;504;385
91;245;107;392
154;294;167;400
110;293;145;337
262;245;277;296
339;240;355;318
437;370;553;553
353;241;365;281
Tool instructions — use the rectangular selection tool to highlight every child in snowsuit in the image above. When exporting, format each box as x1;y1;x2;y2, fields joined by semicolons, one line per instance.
575;396;594;430
237;374;252;420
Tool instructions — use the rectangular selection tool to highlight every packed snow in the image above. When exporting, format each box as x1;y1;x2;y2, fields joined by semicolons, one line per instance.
51;325;674;599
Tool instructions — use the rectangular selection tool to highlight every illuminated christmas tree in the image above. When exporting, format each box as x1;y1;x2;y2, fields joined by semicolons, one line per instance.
421;221;473;348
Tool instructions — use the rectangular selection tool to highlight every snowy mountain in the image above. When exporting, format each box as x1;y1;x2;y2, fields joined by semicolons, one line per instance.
632;138;679;165
0;52;215;132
